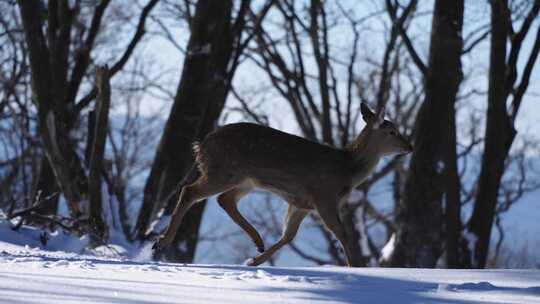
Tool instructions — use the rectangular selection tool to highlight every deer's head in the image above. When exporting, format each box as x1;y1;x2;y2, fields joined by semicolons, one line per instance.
358;103;413;156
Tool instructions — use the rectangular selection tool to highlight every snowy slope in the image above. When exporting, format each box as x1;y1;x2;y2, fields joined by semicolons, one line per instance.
0;242;539;304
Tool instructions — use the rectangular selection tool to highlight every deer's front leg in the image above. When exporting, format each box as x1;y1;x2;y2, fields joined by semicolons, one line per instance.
316;204;357;267
217;187;265;253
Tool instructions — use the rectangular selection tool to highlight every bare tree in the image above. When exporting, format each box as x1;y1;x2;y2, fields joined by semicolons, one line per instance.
383;0;465;268
87;65;111;244
0;2;37;212
15;0;159;241
468;0;540;268
138;0;275;262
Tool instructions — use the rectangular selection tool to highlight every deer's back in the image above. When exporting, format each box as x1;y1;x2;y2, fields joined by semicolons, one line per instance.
196;123;352;203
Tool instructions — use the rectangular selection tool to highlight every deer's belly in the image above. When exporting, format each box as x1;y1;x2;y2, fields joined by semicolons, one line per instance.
248;178;313;210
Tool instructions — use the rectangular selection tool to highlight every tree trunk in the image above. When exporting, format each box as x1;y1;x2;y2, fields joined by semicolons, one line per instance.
389;0;464;267
341;203;370;267
467;0;514;268
31;156;60;218
135;0;245;263
87;66;111;245
19;0;88;217
444;97;469;268
19;0;157;226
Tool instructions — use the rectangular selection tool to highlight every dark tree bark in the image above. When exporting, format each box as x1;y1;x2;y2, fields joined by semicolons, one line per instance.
467;0;540;268
18;0;158;223
388;0;464;267
31;157;60;217
18;0;88;217
88;66;111;245
467;2;510;267
444;95;469;268
136;0;254;262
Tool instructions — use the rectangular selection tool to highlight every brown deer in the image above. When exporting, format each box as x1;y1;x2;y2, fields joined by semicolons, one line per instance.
152;103;412;266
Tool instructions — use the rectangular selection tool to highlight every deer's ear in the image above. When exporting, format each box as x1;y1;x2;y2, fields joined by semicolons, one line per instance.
374;105;386;128
360;103;375;123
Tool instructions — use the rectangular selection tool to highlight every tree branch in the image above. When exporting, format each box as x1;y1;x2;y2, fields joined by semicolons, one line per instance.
74;0;160;114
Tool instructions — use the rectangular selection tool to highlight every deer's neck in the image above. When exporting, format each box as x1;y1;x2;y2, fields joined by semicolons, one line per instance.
346;131;382;188
349;151;380;188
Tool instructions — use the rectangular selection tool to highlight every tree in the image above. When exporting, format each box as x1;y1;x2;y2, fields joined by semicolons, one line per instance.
137;0;274;262
380;0;540;269
468;0;540;268
384;0;465;268
16;0;158;241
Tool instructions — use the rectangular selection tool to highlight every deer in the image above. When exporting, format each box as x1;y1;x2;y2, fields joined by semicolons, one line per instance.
152;103;412;267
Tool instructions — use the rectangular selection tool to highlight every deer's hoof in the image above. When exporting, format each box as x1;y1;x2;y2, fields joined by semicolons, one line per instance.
245;254;265;266
244;257;257;266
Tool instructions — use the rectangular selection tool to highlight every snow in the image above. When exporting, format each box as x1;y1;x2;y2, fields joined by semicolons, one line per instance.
464;230;479;266
0;241;539;303
436;160;445;174
380;233;396;262
0;214;539;303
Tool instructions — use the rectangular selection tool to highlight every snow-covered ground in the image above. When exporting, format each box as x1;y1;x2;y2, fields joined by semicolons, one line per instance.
0;241;539;304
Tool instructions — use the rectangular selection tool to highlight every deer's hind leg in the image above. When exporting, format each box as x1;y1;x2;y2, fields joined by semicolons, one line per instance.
247;204;309;266
154;175;236;251
217;183;265;253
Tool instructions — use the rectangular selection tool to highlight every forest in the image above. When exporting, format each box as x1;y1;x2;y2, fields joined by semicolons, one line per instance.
1;0;539;270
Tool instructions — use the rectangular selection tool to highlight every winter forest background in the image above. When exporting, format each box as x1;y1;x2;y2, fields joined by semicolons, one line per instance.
0;0;539;269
